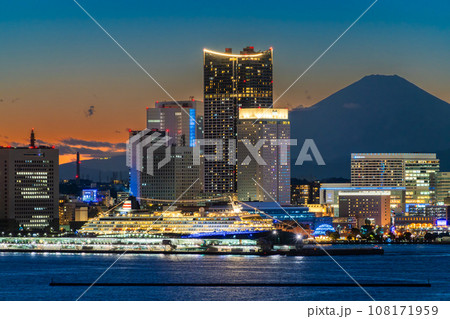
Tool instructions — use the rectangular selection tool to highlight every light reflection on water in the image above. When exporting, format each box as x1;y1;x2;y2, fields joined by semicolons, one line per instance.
0;244;448;301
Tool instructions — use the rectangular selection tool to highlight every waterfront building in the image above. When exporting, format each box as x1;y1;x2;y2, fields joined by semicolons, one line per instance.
291;181;320;206
237;108;290;205
405;204;449;219
338;191;391;227
305;204;333;217
291;184;310;205
320;184;352;203
59;196;90;228
320;183;405;216
59;202;76;226
395;205;449;229
0;130;59;230
203;47;273;195
332;217;358;231
319;183;351;217
436;172;450;205
351;153;440;205
131;98;203;202
128;129;200;202
75;207;88;222
309;181;321;204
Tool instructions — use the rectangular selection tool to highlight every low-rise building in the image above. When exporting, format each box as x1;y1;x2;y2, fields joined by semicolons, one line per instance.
339;191;391;227
395;205;449;230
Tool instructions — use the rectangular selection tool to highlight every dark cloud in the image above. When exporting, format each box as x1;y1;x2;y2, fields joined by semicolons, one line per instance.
60;138;125;149
4;136;125;158
85;105;95;117
57;145;125;157
0;98;20;103
36;139;49;145
1;141;21;147
57;138;126;157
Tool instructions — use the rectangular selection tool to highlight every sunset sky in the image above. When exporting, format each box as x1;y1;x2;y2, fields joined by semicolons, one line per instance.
1;0;449;164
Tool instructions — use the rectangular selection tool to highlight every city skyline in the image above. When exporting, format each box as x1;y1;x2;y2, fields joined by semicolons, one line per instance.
2;0;450;164
1;1;450;306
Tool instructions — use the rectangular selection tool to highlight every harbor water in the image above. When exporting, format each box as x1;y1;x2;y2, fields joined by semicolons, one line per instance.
0;244;448;301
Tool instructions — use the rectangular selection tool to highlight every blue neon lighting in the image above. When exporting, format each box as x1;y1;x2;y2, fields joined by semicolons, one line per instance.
322;187;406;190
182;230;266;238
82;189;98;203
312;224;335;236
189;109;196;147
436;219;447;226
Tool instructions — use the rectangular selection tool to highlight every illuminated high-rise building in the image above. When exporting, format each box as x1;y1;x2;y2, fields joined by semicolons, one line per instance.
351;153;440;205
237;108;290;205
146;99;203;147
203;47;273;194
130;99;202;202
436;172;450;205
0;130;59;230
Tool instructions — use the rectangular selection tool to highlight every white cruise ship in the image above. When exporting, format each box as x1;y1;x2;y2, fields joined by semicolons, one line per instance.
79;200;274;237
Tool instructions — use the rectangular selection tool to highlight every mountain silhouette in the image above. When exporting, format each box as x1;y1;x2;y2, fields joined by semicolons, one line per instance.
59;154;127;182
289;74;450;179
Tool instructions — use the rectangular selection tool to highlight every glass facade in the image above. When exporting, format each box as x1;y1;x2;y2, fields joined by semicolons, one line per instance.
351;153;439;205
436;172;450;205
203;47;273;194
237;109;290;205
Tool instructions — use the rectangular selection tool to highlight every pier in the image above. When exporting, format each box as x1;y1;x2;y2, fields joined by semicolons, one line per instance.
0;237;383;256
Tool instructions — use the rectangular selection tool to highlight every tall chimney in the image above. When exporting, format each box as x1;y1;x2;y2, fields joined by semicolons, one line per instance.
76;152;80;180
30;128;36;148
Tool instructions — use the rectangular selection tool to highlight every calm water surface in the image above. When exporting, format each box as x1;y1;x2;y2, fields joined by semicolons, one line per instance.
0;244;448;301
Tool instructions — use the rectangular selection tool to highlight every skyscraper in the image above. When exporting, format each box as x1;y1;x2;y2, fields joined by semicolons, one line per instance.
237;108;290;205
351;153;440;205
436;172;450;205
203;47;273;194
146;99;203;147
0;130;59;231
129;99;203;202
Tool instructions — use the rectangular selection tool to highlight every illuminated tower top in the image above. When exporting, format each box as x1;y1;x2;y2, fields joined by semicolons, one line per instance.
203;46;273;108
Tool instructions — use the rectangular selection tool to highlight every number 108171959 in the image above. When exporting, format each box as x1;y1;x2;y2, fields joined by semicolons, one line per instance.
368;305;439;316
